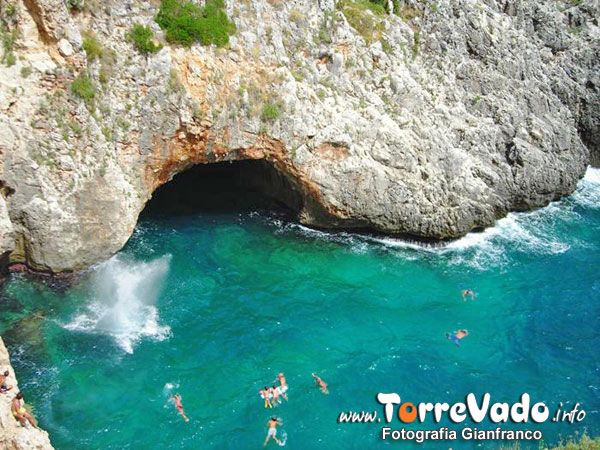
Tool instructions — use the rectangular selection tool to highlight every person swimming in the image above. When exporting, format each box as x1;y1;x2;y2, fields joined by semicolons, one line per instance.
171;394;189;422
311;373;329;394
446;329;469;346
277;373;288;401
271;385;281;405
462;290;475;301
263;416;282;447
260;386;273;408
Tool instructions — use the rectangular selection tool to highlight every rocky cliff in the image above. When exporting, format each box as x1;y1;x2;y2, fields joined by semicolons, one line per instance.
0;337;53;450
0;0;598;272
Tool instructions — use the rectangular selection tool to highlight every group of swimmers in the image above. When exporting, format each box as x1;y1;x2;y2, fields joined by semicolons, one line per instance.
166;370;328;446
167;288;473;444
1;369;39;429
259;373;289;408
261;372;329;446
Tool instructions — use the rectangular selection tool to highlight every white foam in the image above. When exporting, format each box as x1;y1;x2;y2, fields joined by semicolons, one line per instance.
368;236;438;252
443;221;504;251
583;166;600;184
263;167;597;270
64;254;172;353
572;166;600;209
287;224;369;253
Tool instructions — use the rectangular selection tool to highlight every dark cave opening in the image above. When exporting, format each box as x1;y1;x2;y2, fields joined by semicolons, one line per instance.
140;159;303;219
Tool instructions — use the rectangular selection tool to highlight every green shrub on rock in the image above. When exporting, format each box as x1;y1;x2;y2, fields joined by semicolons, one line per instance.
1;25;17;66
71;73;96;107
338;0;385;43
67;0;85;11
155;0;236;47
128;24;162;54
82;32;103;61
261;103;280;122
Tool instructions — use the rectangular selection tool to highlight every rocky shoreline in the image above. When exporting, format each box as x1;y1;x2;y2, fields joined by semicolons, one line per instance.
0;0;598;273
0;337;53;450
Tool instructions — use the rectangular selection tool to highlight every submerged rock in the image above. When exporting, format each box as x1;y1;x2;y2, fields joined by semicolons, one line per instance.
0;0;597;272
0;337;54;450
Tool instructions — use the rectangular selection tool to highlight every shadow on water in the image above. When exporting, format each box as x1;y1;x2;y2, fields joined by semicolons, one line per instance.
0;275;74;358
4;311;48;343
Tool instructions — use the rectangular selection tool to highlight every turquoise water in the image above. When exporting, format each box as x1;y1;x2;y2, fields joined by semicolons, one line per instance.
1;168;599;449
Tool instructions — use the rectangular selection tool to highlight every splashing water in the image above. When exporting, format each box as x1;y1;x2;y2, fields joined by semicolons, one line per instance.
64;254;172;353
572;166;600;208
277;431;288;446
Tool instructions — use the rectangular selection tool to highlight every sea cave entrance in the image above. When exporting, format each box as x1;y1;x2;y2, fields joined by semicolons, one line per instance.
140;159;303;219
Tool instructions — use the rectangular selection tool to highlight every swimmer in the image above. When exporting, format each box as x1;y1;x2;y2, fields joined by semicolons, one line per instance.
260;386;272;408
11;392;38;429
263;416;282;447
312;373;329;395
446;329;469;346
171;394;189;422
462;290;475;301
277;373;288;401
271;385;281;405
0;370;13;393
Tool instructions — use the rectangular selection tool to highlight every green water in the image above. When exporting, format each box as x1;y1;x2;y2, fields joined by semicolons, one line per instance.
1;168;599;449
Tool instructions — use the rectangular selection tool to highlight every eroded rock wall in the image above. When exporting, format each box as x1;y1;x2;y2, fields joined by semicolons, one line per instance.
0;0;597;272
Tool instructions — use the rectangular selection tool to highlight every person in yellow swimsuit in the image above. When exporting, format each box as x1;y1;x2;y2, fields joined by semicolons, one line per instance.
12;392;38;429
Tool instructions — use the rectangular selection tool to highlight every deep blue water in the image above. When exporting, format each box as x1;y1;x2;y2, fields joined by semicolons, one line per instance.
0;168;599;449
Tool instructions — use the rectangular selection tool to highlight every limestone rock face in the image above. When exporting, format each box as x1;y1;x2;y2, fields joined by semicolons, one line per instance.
0;337;54;450
0;0;598;271
0;196;15;260
20;0;82;47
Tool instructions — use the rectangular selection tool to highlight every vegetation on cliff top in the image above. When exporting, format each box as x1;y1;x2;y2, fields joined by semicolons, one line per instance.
155;0;236;47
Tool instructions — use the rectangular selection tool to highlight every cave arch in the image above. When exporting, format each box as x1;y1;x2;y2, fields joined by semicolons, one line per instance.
140;159;304;219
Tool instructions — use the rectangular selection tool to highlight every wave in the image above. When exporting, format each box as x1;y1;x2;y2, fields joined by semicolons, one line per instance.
64;255;172;353
571;166;600;209
270;167;600;270
272;221;370;254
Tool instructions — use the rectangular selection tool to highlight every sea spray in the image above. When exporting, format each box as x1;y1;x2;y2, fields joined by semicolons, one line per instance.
360;166;600;268
163;382;180;409
64;254;172;353
572;166;600;209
